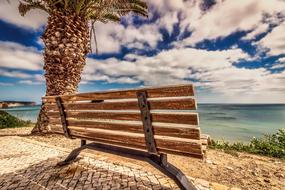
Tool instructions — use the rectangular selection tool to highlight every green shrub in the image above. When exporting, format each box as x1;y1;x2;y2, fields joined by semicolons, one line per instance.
210;129;285;159
0;110;32;129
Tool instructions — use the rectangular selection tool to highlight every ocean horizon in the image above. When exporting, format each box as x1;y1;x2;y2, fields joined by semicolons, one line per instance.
1;104;285;143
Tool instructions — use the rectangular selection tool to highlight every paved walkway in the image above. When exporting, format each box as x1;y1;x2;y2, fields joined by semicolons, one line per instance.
0;136;180;190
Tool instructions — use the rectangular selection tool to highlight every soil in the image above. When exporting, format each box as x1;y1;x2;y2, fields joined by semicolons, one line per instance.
1;127;284;190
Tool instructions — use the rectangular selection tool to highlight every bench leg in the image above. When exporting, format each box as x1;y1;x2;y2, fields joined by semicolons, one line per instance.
56;142;197;190
57;142;88;166
81;139;86;146
147;154;197;190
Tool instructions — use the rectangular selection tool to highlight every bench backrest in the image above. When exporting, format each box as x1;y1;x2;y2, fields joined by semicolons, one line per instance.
43;84;204;158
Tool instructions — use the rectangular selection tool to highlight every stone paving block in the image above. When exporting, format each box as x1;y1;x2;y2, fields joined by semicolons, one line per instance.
0;136;200;190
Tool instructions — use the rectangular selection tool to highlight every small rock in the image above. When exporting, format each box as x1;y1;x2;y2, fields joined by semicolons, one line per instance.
226;166;234;171
195;178;209;188
275;161;282;164
256;177;263;183
210;182;229;190
264;178;271;183
196;184;209;190
274;172;284;178
251;171;258;176
206;159;213;164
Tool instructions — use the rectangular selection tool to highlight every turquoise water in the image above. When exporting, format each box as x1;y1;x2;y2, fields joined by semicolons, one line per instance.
198;104;285;142
1;104;285;142
1;106;40;122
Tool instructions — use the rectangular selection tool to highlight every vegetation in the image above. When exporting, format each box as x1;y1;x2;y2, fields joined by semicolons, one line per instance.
210;129;285;159
17;0;148;133
0;110;32;129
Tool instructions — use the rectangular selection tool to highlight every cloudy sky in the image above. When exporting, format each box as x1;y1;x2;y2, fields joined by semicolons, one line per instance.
0;0;285;104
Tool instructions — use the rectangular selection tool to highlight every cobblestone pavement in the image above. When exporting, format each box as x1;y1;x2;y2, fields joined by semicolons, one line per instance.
0;136;181;190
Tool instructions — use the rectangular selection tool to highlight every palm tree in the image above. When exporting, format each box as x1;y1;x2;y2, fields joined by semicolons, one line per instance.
18;0;148;133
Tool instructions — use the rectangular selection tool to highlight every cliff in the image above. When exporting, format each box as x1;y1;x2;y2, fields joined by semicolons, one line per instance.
0;101;36;108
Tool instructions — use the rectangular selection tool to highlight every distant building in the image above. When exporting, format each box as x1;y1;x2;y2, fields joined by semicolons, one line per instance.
0;101;36;108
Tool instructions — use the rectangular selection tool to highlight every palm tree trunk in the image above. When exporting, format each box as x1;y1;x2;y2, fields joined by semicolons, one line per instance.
32;11;90;133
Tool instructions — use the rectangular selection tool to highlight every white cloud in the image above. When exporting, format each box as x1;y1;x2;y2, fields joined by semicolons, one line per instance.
82;46;285;103
0;0;47;30
187;67;285;103
18;80;42;85
0;69;31;79
83;47;249;86
33;74;45;82
256;23;285;56
91;23;123;54
278;57;285;62
178;0;285;46
93;21;162;54
148;0;185;13
241;24;269;41
0;82;13;86
158;12;179;35
0;41;43;71
271;63;285;69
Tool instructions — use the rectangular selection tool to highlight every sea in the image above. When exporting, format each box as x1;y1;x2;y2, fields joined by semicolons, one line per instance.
1;104;285;142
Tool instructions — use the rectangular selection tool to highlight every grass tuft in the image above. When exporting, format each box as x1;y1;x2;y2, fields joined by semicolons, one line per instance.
210;129;285;159
0;110;32;129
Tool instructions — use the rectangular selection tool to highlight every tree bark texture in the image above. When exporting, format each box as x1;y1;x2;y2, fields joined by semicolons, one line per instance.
32;11;90;133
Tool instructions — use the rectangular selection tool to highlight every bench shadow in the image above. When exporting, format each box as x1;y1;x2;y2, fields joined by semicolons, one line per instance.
0;134;31;137
0;132;66;139
0;156;177;190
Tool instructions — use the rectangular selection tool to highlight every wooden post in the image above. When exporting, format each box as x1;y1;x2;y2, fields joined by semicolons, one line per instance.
55;96;71;138
137;91;158;154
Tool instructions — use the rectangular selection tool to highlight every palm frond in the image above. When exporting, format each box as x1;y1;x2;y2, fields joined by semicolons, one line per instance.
17;0;148;54
18;1;49;16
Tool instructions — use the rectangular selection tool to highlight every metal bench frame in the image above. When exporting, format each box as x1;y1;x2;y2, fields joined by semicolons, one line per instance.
55;91;198;190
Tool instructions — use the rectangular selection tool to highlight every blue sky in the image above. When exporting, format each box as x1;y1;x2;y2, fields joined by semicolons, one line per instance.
0;0;285;104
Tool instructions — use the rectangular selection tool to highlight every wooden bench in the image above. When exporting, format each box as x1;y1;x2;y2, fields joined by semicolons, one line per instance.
43;84;209;190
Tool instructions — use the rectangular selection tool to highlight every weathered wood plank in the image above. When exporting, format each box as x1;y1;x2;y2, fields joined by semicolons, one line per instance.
201;134;211;145
49;125;203;157
48;120;200;139
45;98;196;111
72;127;202;154
42;84;194;103
47;111;199;125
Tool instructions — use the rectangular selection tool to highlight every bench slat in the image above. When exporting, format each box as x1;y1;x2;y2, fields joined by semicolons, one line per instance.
45;98;196;111
43;84;194;103
48;120;200;139
49;125;203;158
47;111;199;125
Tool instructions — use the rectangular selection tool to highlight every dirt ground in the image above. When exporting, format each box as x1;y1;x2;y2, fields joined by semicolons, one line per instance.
1;127;285;190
